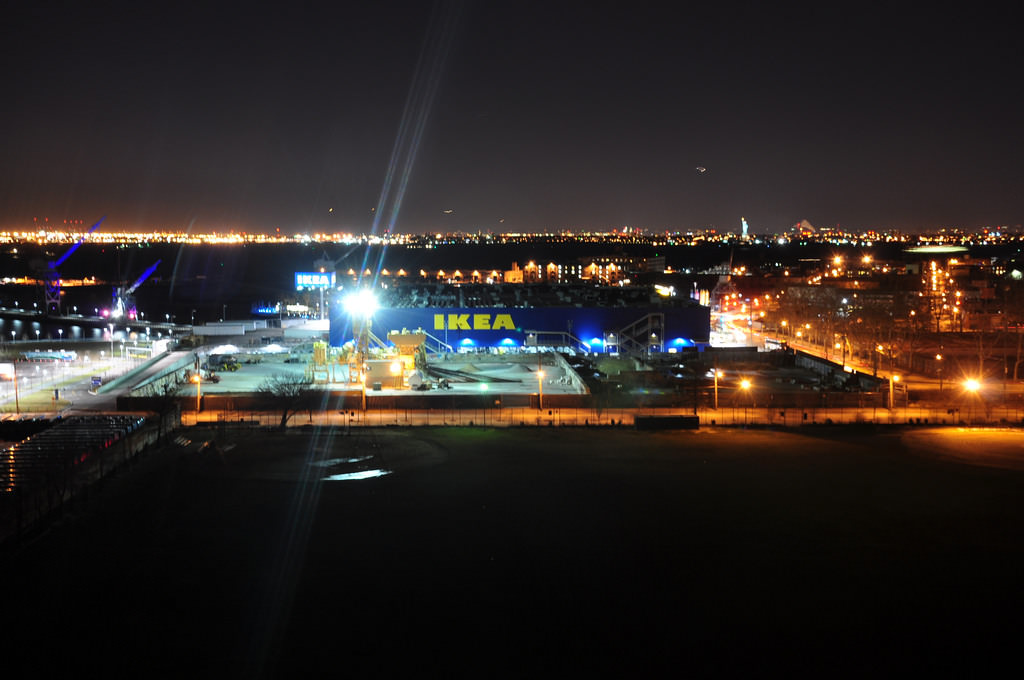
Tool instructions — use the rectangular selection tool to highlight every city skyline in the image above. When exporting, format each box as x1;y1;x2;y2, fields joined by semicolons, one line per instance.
3;2;1022;234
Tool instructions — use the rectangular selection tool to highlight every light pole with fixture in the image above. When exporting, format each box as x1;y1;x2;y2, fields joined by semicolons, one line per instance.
889;374;900;410
964;378;981;422
713;367;722;409
740;378;752;424
11;361;20;414
343;289;378;410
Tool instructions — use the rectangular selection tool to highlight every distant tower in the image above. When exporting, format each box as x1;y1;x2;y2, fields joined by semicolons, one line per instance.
741;217;750;238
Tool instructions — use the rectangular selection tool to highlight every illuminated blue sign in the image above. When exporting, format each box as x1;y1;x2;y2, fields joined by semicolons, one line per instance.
295;271;336;289
252;303;281;316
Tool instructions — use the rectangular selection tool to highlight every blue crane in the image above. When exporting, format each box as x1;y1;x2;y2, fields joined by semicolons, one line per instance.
112;259;161;320
45;216;105;314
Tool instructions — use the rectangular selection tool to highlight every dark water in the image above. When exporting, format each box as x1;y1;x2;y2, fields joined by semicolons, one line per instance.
1;240;1017;324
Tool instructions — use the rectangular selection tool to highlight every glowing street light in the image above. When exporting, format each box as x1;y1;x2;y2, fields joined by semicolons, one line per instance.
889;374;901;409
963;378;982;423
343;289;378;319
738;378;752;424
360;372;367;412
537;370;545;410
192;373;202;412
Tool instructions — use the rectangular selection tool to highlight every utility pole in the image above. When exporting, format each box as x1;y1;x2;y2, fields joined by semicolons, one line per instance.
713;359;720;410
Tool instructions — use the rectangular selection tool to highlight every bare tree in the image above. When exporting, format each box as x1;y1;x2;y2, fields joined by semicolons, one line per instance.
142;380;182;444
998;278;1024;380
257;374;321;430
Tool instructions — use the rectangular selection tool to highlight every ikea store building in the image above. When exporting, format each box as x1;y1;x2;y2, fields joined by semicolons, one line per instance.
329;303;710;355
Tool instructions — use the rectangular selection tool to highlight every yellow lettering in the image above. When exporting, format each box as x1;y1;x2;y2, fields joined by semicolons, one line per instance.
492;314;515;330
434;314;444;330
448;314;470;330
473;314;491;330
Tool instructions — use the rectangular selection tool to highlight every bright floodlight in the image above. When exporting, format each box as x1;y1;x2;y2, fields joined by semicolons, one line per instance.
740;378;751;390
964;378;981;392
343;289;378;318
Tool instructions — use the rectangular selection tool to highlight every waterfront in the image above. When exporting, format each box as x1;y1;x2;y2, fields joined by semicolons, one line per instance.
3;238;1024;326
4;425;1023;676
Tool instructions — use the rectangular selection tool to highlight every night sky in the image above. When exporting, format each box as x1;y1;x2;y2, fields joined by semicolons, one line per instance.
2;1;1021;234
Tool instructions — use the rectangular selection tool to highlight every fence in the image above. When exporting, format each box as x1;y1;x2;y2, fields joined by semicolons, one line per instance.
178;403;1024;429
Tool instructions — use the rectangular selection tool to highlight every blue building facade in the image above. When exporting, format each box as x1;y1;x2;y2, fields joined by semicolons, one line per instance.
330;305;710;352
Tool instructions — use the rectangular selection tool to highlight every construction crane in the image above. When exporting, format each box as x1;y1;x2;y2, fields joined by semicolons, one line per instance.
44;216;105;315
111;259;161;320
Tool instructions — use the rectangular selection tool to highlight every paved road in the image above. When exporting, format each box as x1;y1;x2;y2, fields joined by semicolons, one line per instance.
1;357;136;413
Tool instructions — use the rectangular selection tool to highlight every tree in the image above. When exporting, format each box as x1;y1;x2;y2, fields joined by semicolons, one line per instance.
142;380;182;444
257;374;321;430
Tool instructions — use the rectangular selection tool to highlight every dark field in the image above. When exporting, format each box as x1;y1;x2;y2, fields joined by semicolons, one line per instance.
5;426;1024;677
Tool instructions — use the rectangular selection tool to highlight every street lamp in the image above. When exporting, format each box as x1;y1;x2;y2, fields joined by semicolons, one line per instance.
58;328;63;342
889;374;900;410
964;378;981;423
193;373;202;412
109;323;114;359
35;329;40;341
739;378;752;424
713;368;723;409
537;370;545;410
936;354;943;394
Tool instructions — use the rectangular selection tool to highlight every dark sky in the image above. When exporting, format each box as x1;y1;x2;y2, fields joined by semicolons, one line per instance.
2;1;1022;234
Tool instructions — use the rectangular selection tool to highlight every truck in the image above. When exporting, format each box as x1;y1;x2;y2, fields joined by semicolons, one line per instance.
206;354;242;372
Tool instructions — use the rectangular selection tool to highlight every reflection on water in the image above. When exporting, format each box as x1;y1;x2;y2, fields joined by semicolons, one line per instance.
311;456;374;467
323;469;391;481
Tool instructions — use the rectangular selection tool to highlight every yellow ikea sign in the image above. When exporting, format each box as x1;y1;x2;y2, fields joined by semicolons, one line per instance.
434;313;516;330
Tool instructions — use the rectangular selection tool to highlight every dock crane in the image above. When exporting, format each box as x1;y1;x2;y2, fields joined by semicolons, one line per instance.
111;259;161;320
44;216;105;315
